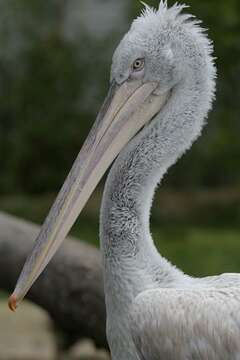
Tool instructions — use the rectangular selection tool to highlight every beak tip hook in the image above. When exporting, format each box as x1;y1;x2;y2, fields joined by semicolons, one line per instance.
8;294;18;312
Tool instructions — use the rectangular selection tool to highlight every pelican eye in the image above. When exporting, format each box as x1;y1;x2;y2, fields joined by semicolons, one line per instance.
132;58;145;72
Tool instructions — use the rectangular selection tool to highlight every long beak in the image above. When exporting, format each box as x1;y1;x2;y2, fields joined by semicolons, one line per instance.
8;79;168;311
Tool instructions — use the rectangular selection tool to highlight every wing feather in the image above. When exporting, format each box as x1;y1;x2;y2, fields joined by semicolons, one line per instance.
129;288;240;360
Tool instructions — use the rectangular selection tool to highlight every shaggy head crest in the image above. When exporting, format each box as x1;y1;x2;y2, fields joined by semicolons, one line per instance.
112;0;216;103
136;1;192;26
140;1;189;21
131;1;215;72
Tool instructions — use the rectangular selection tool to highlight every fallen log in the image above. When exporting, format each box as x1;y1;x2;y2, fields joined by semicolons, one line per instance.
0;212;107;350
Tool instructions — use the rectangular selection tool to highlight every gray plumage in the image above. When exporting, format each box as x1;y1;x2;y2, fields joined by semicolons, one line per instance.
99;2;240;360
9;1;240;359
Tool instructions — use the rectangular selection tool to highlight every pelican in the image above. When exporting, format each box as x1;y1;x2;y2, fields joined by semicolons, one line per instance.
8;2;240;359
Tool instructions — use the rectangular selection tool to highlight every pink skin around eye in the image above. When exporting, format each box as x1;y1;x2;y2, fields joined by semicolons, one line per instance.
129;58;145;81
133;59;145;71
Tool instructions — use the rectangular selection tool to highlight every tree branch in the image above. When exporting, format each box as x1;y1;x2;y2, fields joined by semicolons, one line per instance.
0;212;107;350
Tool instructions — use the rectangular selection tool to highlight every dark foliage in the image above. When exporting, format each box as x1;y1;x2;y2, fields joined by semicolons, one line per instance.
0;0;239;194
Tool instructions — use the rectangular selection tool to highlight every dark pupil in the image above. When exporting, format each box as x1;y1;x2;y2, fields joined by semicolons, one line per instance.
135;61;141;67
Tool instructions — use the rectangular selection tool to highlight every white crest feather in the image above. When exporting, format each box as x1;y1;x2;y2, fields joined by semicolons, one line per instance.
140;1;156;17
158;0;168;11
132;1;215;71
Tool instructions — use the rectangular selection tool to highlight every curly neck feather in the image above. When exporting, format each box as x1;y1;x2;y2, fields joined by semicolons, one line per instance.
99;4;216;360
100;50;215;360
100;55;215;269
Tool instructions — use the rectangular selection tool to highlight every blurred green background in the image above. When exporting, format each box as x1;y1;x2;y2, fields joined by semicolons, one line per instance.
0;0;240;359
0;0;240;281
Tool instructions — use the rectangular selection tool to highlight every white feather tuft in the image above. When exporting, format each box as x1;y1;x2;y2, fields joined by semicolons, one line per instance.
158;0;168;12
134;1;215;71
140;1;156;17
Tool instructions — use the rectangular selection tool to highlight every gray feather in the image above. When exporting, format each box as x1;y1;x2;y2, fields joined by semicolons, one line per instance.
97;3;238;360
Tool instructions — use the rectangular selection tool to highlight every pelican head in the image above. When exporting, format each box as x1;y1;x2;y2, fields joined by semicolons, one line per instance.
112;5;181;92
9;1;216;310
